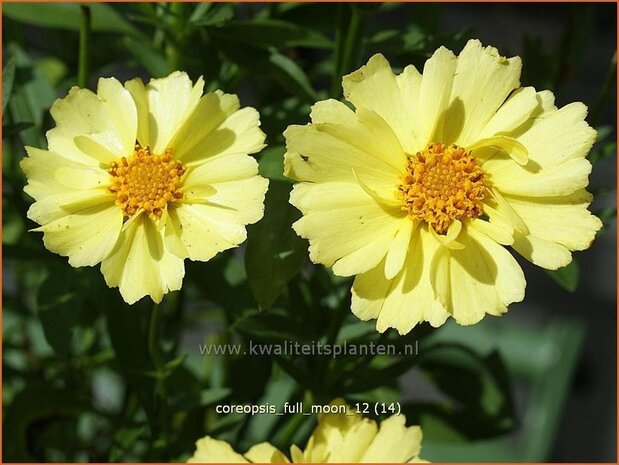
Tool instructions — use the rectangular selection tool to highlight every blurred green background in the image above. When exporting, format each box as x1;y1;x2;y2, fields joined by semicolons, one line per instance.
2;2;616;463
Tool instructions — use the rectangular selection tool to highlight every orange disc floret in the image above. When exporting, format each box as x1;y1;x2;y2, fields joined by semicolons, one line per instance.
398;143;485;234
108;144;185;219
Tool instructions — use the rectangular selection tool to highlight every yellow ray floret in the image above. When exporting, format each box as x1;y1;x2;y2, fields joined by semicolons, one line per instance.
21;72;268;304
284;39;602;333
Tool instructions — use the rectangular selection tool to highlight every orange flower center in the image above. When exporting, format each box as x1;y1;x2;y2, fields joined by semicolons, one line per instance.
108;144;185;219
398;143;485;234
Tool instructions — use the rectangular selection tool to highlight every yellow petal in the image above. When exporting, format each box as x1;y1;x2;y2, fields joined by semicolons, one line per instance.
430;226;526;325
182;153;268;224
289;445;305;463
331;419;379;462
175;104;265;166
445;39;522;146
352;226;449;334
430;219;465;250
417;46;457;144
470;135;528;165
244;442;289;463
169;90;240;163
385;219;415;279
101;213;184;304
361;416;423;463
21;147;115;224
124;77;150;147
73;133;122;164
165;203;249;262
483;102;596;197
303;401;375;463
352;168;402;208
143;71;204;154
309;99;407;173
48;80;136;164
187;437;248;463
34;204;123;267
479;86;538;138
395;64;423;152
507;189;602;269
283;123;399;194
290;182;404;276
469;218;513;246
97;77;138;155
343;53;420;153
487;188;529;234
54;165;109;191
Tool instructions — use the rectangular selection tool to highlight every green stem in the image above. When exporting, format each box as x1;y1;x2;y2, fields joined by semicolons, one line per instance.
340;7;365;82
148;302;169;442
590;51;617;127
165;2;187;71
78;5;91;88
330;5;366;98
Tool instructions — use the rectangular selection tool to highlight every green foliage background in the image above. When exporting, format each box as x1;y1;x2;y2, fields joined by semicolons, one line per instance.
2;2;616;462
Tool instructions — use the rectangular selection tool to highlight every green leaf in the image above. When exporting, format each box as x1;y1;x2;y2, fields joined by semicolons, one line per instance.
170;387;231;412
258;146;289;182
36;267;84;357
2;121;34;138
268;52;318;102
214;39;317;102
102;291;159;423
109;427;145;462
242;376;297;448
123;37;170;77
210;19;332;49
2;57;16;115
232;312;309;343
7;43;56;147
190;3;234;26
406;343;517;441
245;181;308;310
3;382;89;461
546;260;580;292
3;2;138;34
338;356;420;394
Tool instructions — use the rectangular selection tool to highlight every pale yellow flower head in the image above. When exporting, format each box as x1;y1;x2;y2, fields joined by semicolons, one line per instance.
284;39;602;334
21;71;269;304
188;399;426;463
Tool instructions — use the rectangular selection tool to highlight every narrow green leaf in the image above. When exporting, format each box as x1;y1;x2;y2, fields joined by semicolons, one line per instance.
123;37;170;77
210;19;332;49
2;121;34;138
268;52;318;101
546;260;580;292
214;39;317;101
2;57;16;115
3;2;138;34
190;3;234;26
406;343;517;441
3;383;88;461
7;43;56;147
170;387;231;412
245;181;308;310
232;312;309;343
37;268;84;357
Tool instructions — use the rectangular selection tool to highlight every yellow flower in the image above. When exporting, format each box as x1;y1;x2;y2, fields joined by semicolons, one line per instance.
284;40;602;334
188;400;426;463
21;71;268;304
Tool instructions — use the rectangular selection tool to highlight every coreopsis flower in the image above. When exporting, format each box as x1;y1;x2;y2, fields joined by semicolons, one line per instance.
284;40;602;334
188;400;426;463
21;71;268;304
